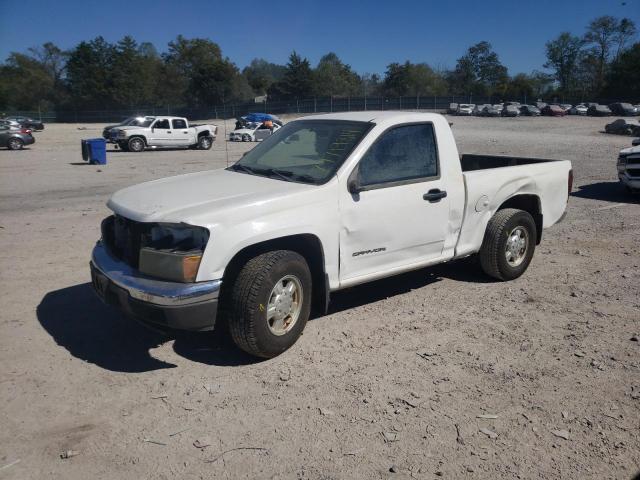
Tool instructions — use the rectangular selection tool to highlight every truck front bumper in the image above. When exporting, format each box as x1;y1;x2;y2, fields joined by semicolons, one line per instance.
90;241;221;331
619;174;640;190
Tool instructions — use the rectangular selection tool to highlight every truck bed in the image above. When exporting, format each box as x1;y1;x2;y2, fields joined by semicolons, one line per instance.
454;154;572;259
460;154;556;172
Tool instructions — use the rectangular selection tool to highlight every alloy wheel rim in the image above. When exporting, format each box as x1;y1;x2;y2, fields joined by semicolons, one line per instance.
505;226;528;267
266;275;303;336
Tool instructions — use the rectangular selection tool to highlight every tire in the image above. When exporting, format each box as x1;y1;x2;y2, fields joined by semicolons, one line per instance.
242;134;251;142
7;137;24;150
198;135;213;150
479;208;537;281
227;250;312;358
128;137;145;152
118;142;129;152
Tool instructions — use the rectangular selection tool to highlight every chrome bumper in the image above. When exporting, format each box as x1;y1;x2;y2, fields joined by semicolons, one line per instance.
90;241;221;307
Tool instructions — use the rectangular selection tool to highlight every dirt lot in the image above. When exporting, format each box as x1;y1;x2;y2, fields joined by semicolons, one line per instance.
0;115;639;479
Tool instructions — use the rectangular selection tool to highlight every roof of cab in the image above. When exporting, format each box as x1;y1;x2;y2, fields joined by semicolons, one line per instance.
296;111;444;124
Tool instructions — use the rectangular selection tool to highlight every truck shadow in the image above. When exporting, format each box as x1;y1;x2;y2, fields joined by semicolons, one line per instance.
571;181;640;204
38;260;490;372
36;284;257;372
325;257;491;315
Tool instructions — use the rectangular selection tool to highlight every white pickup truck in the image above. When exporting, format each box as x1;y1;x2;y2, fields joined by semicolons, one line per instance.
618;144;640;192
110;116;217;152
90;112;572;358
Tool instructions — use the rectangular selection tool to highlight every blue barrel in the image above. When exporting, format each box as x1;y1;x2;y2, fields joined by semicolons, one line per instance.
88;138;107;165
81;139;90;161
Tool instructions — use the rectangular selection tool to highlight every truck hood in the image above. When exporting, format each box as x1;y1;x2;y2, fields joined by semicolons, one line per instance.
107;168;316;225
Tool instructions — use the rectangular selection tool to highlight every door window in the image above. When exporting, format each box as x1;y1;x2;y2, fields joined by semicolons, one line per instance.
154;119;170;129
357;124;438;188
172;119;187;129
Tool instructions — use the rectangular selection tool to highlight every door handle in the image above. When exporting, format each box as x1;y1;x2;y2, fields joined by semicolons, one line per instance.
423;189;447;203
167;131;172;134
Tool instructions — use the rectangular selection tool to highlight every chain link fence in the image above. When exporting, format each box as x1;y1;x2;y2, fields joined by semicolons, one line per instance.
4;94;631;123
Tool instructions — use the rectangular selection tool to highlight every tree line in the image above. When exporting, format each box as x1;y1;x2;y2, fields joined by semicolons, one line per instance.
0;15;637;113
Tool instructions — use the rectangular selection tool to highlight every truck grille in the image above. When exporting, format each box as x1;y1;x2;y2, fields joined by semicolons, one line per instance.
101;215;152;268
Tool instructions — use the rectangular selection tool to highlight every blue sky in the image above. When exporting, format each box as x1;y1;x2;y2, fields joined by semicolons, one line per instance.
0;0;637;75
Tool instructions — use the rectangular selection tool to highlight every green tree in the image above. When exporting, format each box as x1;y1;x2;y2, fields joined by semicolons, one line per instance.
268;52;313;99
65;36;116;109
449;42;508;95
382;62;447;97
583;16;637;93
312;53;361;97
544;32;584;94
163;35;247;105
0;52;55;110
243;58;286;95
603;42;640;99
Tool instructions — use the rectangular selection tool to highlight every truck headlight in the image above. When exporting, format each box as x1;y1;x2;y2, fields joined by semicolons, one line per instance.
139;248;202;282
138;224;209;282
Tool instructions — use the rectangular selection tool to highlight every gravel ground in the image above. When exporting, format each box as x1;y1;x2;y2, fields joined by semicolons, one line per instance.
0;115;638;479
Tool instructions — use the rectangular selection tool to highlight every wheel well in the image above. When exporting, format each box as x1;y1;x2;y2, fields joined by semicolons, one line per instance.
129;135;146;145
497;194;543;244
198;130;210;137
222;234;328;314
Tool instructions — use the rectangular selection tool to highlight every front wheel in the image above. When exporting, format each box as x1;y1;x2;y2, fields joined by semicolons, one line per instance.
227;250;312;358
198;135;213;150
242;134;251;142
128;137;145;152
479;208;537;281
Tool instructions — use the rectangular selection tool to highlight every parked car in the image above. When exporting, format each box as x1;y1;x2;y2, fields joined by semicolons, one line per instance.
505;101;521;107
633;138;640;146
535;102;548;110
519;105;541;116
605;119;640;136
609;103;639;116
482;105;502;117
569;104;588;115
587;104;611;116
501;105;520;117
456;104;475;116
617;144;640;192
0;124;35;150
103;116;155;141
473;104;490;116
90;111;573;358
229;121;282;142
1;119;22;129
560;104;572;112
541;105;567;117
447;103;459;114
3;116;44;130
110;116;217;152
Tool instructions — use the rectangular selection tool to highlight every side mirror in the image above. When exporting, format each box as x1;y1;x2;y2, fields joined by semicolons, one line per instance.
347;178;361;194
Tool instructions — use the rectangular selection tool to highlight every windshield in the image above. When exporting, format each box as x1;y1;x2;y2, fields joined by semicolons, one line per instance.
229;120;372;184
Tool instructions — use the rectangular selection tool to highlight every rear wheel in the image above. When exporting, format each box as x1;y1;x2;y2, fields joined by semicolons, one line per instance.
227;250;312;358
198;135;213;150
7;138;24;150
128;137;145;152
479;208;536;281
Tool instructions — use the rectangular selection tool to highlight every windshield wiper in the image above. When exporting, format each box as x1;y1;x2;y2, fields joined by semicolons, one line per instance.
229;164;316;184
228;164;257;175
267;168;317;184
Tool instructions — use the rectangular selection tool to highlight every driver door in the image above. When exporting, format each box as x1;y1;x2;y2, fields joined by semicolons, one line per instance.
338;123;450;283
149;119;172;146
